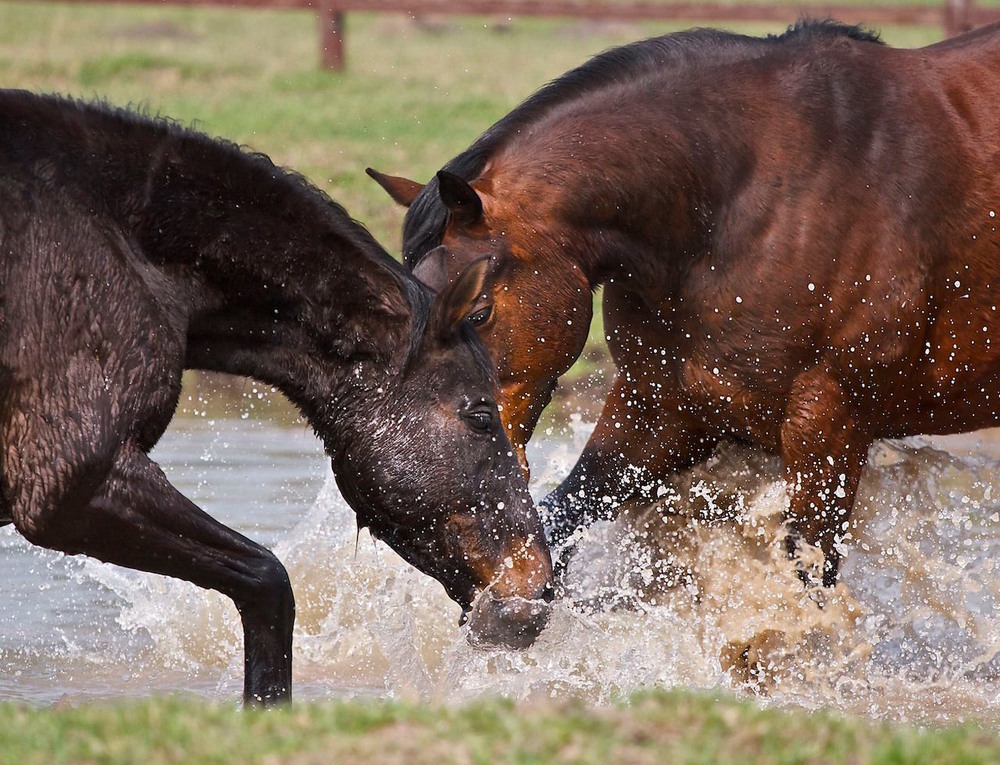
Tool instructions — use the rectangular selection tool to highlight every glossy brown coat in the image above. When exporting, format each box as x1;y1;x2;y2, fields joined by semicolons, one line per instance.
371;21;1000;585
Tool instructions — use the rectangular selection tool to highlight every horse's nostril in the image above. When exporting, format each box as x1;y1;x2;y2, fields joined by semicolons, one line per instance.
540;584;555;603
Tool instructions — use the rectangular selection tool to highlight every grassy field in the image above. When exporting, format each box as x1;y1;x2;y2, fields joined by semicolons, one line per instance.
4;689;1000;765
5;2;998;760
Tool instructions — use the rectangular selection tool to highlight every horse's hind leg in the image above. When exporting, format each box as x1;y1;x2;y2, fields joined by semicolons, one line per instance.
5;425;294;705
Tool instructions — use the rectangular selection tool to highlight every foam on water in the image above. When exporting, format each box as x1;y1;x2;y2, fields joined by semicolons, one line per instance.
61;422;1000;723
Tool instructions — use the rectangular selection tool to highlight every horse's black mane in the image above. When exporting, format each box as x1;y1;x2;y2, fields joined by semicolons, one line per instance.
401;19;882;266
26;92;348;229
776;18;882;43
0;90;432;364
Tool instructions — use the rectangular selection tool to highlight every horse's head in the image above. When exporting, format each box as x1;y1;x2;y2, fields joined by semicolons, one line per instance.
368;168;593;474
330;258;553;649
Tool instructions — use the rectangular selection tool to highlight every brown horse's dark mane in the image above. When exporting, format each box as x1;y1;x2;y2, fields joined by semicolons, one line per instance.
401;19;882;267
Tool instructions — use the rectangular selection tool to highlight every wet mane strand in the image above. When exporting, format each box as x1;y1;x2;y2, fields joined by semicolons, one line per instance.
401;19;881;266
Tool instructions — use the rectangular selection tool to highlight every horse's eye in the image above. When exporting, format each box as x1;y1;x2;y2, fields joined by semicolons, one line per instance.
462;407;493;433
467;305;492;326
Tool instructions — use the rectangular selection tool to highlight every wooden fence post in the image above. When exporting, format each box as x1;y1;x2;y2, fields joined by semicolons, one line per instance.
318;4;345;71
945;0;974;34
24;0;1000;69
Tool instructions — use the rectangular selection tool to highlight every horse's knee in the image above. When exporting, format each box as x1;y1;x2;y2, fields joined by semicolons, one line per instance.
257;550;293;603
238;549;295;622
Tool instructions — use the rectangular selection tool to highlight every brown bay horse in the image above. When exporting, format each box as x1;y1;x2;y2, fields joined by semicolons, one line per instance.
370;20;1000;587
0;90;552;705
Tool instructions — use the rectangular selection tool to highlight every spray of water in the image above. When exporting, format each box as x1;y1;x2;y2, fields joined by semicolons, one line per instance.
77;422;1000;723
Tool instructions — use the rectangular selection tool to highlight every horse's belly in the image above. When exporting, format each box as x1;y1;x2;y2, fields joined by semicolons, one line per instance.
881;297;1000;436
882;364;1000;438
672;347;1000;446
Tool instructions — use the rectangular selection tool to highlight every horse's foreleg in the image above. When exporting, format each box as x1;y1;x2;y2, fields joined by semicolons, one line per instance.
780;365;870;587
541;372;717;569
7;438;294;705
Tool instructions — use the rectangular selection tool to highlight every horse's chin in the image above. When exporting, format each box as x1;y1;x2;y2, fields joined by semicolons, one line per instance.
462;592;551;650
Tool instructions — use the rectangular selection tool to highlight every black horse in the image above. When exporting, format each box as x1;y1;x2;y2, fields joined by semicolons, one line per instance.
0;90;553;705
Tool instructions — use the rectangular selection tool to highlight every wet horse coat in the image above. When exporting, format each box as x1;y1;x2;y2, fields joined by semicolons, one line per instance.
371;21;1000;585
0;90;552;704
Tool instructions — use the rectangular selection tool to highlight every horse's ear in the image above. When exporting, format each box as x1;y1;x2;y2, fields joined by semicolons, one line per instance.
366;168;424;208
412;246;452;293
429;256;491;340
437;170;483;227
412;244;488;295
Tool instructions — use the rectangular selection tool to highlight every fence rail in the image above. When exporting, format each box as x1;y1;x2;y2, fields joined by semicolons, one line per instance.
38;0;1000;68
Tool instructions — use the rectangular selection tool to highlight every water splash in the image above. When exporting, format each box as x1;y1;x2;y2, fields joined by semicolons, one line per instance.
43;425;1000;723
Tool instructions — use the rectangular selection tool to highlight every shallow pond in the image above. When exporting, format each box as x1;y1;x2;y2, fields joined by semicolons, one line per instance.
3;412;1000;725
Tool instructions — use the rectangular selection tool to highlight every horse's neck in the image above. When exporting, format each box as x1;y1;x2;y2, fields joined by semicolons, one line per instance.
138;141;329;297
505;141;714;296
179;226;410;435
137;144;411;426
491;87;732;295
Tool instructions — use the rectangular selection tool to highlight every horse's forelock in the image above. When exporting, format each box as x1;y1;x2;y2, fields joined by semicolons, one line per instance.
402;174;450;269
392;261;495;389
459;320;499;389
399;274;433;366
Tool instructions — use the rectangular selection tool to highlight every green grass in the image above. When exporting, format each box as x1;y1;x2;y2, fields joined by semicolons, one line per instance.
2;690;1000;764
0;3;949;248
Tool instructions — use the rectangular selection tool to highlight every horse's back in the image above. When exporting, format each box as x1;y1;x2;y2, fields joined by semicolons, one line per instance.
922;18;1000;53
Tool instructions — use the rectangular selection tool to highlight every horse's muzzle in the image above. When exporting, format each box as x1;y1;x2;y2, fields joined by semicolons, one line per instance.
463;586;553;650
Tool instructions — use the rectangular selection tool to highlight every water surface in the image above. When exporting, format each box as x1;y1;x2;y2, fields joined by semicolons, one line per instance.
3;414;1000;725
